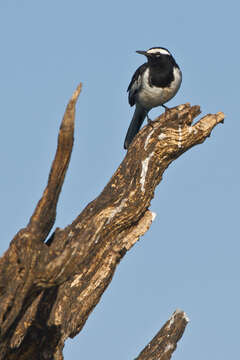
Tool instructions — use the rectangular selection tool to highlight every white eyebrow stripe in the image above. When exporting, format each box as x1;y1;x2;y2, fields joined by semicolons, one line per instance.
147;48;170;55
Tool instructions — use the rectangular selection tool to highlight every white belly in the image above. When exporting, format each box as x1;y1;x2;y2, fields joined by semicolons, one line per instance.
137;67;182;110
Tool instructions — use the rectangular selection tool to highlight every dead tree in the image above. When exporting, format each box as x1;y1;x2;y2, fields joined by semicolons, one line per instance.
0;83;224;359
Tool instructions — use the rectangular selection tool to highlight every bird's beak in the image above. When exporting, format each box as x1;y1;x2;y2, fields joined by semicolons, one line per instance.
136;50;148;56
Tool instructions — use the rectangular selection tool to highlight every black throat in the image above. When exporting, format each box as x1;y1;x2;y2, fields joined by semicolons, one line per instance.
148;55;178;88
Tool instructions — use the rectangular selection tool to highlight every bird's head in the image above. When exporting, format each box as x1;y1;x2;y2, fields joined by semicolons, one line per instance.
136;47;172;64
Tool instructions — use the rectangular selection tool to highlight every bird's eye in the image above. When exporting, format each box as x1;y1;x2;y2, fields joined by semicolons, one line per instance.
155;54;161;57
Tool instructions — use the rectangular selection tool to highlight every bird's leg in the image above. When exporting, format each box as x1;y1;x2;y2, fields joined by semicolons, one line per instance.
162;104;169;111
162;104;171;119
145;111;154;128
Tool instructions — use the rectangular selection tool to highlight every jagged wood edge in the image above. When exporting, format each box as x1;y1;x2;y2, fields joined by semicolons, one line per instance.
0;84;82;346
28;83;82;241
135;310;189;360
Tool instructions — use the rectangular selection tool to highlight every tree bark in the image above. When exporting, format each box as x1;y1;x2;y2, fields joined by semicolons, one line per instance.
0;83;224;359
135;310;189;360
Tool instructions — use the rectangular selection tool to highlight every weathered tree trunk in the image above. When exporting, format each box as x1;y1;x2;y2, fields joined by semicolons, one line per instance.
0;83;224;359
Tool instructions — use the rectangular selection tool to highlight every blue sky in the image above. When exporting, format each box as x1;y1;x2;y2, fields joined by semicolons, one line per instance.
0;1;239;359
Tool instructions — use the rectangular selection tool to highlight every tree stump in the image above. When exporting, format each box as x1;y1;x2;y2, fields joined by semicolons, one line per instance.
0;84;224;359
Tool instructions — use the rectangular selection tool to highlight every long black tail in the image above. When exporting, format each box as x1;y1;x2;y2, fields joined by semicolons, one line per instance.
124;105;146;149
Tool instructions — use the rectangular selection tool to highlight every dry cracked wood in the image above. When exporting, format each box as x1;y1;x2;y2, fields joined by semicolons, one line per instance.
135;310;189;360
0;83;224;359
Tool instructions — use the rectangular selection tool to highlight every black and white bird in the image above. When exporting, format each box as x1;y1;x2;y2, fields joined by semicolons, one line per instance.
124;47;182;149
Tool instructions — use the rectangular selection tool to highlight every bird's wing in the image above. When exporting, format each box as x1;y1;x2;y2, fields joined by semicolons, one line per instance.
127;63;147;106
